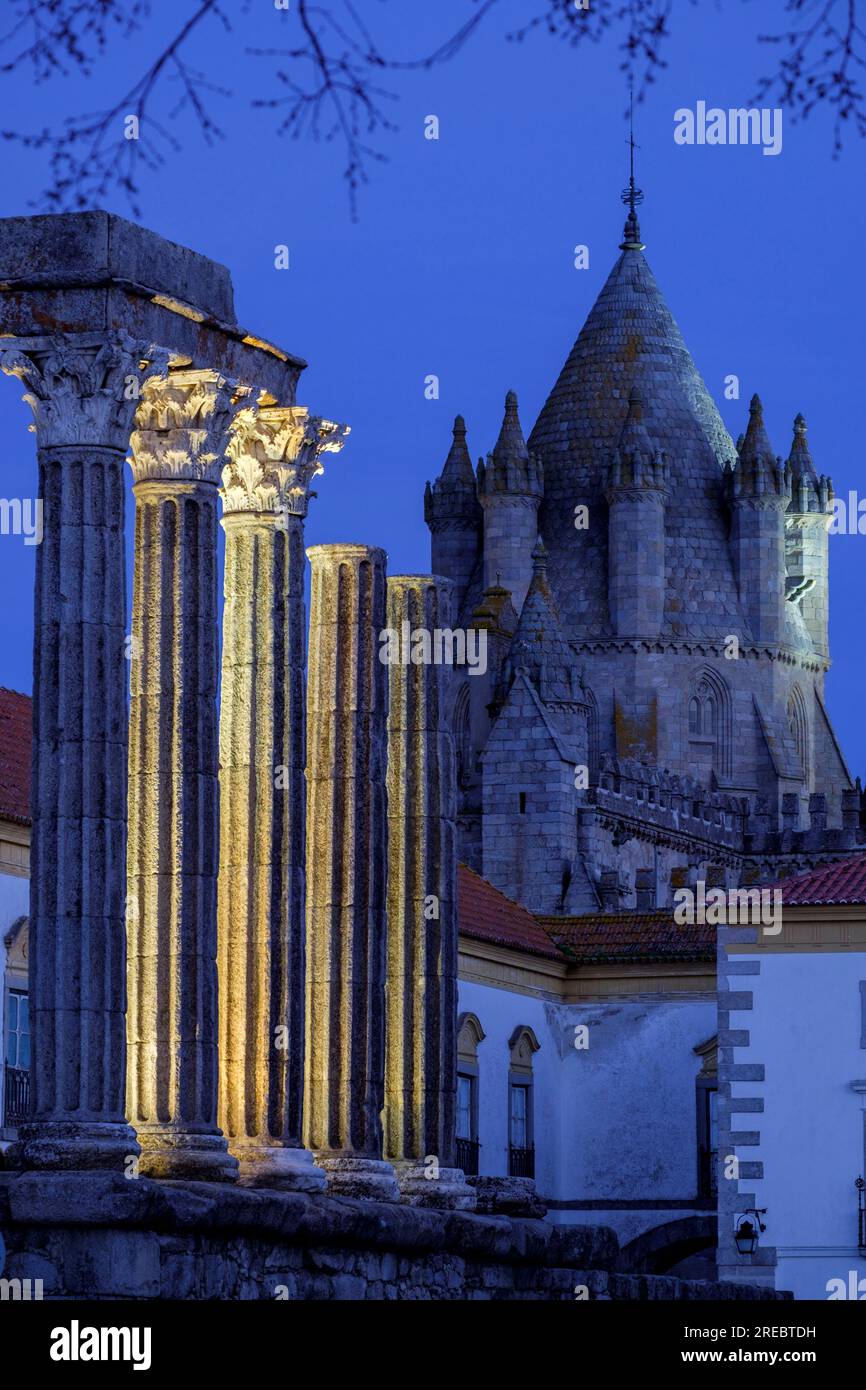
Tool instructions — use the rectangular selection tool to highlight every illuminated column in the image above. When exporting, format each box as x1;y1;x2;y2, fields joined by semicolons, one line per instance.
126;368;245;1181
383;576;473;1209
0;333;162;1170
217;408;347;1189
304;543;398;1200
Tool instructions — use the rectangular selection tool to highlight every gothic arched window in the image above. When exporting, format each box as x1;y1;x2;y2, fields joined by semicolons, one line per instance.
586;685;600;779
786;685;809;782
687;669;732;780
452;682;472;788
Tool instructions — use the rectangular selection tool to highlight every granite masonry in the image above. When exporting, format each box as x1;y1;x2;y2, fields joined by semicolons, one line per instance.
0;200;808;1299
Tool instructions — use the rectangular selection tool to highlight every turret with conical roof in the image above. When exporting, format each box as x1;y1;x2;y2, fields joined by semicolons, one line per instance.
425;414;482;613
784;413;834;658
477;391;543;615
604;387;670;639
725;394;791;646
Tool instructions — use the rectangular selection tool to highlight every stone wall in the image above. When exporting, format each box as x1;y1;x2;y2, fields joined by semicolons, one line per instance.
0;1173;790;1301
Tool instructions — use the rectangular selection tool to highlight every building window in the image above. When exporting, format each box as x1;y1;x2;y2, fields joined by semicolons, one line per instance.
687;668;732;781
6;987;29;1069
456;1012;485;1176
4;987;30;1129
507;1025;540;1179
694;1034;718;1200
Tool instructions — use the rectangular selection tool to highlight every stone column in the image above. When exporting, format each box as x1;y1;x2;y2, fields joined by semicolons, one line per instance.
304;544;397;1200
126;368;246;1181
217;408;347;1189
383;576;474;1209
0;333;163;1170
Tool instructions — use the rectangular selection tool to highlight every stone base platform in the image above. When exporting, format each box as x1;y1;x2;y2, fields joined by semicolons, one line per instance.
0;1173;790;1301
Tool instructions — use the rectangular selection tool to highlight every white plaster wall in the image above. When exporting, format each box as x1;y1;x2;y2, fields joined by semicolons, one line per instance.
731;950;866;1300
458;980;563;1197
458;979;714;1223
0;869;28;933
557;997;715;1201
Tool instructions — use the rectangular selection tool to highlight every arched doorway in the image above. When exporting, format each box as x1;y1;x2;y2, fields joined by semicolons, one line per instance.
618;1215;717;1281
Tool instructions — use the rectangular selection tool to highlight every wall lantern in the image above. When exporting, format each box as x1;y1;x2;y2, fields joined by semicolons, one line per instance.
734;1209;767;1256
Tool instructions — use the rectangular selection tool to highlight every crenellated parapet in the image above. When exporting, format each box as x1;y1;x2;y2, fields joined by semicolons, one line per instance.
605;447;670;500
593;754;748;852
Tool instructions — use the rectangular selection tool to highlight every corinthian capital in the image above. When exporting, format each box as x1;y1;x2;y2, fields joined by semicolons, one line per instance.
0;332;170;450
130;368;251;485
221;405;350;519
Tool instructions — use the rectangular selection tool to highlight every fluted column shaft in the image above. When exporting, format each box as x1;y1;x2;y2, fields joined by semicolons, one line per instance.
0;333;162;1170
126;369;244;1181
304;543;397;1199
383;577;472;1209
217;409;347;1188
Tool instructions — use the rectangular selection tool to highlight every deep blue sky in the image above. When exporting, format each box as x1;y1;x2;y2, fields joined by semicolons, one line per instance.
0;1;863;772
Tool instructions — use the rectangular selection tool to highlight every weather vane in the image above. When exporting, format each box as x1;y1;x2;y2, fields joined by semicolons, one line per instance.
621;82;645;219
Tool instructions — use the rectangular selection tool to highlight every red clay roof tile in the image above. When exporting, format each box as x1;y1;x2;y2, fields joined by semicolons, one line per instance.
774;853;866;906
0;687;31;824
458;864;564;960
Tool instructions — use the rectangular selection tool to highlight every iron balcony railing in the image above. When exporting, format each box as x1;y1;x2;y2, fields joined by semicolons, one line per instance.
3;1064;30;1127
699;1146;718;1199
508;1143;535;1179
456;1136;480;1177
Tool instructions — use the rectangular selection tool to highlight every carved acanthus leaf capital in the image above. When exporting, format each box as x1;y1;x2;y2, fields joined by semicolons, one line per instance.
221;405;350;518
0;332;170;450
130;369;251;485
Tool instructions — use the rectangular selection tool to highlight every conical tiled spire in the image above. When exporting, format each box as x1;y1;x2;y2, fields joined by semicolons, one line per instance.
738;395;775;466
616;386;652;455
425;414;482;528
441;414;476;487
786;412;833;516
607;387;669;494
787;413;816;480
493;390;530;465
729;394;790;502
478;391;543;497
506;538;581;702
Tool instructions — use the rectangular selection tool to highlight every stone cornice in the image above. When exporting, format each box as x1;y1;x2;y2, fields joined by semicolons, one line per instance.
568;636;827;674
221;406;349;518
0;331;170;451
726;902;866;952
130;368;249;484
458;935;715;1001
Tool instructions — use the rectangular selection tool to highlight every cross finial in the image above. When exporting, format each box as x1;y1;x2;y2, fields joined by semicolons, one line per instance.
620;82;646;251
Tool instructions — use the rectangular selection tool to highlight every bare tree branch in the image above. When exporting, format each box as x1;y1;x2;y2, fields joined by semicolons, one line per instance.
0;0;863;220
751;0;866;154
